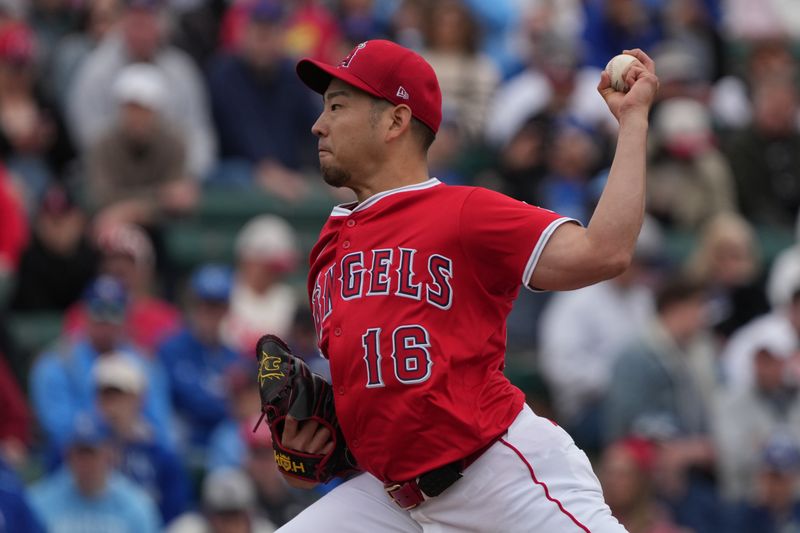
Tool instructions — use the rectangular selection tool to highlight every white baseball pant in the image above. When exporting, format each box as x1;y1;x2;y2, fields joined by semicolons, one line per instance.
277;404;627;532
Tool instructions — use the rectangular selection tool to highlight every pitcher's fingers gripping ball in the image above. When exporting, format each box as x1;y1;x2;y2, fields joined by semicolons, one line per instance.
598;48;660;123
254;334;358;483
605;53;642;92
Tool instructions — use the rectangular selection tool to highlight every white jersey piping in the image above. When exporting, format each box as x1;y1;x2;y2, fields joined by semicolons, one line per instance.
330;178;442;217
522;217;580;292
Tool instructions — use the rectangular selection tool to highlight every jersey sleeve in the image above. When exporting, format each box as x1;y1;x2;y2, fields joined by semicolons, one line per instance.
459;187;577;295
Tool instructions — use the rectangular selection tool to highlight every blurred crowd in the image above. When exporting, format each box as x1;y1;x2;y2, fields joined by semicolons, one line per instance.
2;0;800;532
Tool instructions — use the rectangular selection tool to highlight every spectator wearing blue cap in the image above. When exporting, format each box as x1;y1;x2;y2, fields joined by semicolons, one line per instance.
206;0;319;200
158;264;240;457
29;275;175;454
28;413;160;533
731;433;800;533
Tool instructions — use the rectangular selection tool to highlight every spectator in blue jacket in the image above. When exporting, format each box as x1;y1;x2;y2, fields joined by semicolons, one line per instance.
581;0;663;69
94;353;189;525
206;0;319;199
159;264;239;455
28;414;161;533
206;365;261;472
29;275;174;453
0;454;44;533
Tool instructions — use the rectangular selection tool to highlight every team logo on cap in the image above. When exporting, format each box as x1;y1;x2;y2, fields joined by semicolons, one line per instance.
340;42;367;68
396;86;409;100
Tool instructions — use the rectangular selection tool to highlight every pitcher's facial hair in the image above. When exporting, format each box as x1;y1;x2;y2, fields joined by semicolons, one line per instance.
321;163;351;188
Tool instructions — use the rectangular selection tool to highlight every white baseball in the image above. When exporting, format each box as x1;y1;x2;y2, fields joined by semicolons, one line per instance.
605;54;640;92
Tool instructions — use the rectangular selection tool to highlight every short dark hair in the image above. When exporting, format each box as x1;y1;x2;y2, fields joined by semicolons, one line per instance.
370;98;436;154
411;117;436;152
655;276;707;314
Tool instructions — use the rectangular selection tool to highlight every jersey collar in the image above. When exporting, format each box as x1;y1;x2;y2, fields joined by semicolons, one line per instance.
330;178;442;217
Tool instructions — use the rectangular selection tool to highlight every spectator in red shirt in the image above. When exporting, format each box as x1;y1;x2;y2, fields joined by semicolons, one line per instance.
0;353;30;470
0;163;28;278
64;224;180;355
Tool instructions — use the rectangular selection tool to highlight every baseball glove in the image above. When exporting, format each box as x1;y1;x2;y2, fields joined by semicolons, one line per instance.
254;334;358;484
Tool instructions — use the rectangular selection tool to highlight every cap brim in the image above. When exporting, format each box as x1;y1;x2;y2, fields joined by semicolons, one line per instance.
296;58;382;99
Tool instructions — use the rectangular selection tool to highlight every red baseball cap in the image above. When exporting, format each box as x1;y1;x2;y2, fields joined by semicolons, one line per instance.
297;40;442;134
0;22;35;65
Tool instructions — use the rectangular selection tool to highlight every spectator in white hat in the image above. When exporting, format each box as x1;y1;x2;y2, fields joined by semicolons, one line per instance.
221;215;299;353
722;287;800;393
87;63;198;233
30;275;175;453
714;319;800;501
94;353;190;525
67;0;216;179
647;98;736;231
167;467;275;533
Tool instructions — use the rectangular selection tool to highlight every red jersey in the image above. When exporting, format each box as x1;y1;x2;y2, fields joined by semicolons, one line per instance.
308;179;573;482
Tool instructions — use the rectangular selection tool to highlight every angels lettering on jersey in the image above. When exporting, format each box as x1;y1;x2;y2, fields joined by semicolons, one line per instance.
310;247;453;341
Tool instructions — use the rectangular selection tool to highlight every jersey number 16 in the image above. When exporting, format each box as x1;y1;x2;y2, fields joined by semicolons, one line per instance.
361;325;433;388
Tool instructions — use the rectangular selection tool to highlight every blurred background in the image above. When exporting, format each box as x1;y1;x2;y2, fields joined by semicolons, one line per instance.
2;0;800;531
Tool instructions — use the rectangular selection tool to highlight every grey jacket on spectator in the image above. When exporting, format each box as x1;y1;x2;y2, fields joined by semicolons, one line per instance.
66;34;215;179
604;321;713;443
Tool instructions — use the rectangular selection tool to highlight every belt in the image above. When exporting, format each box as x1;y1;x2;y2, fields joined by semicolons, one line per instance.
385;437;499;510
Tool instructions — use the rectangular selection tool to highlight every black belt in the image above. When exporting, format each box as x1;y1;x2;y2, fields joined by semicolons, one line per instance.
384;437;499;510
